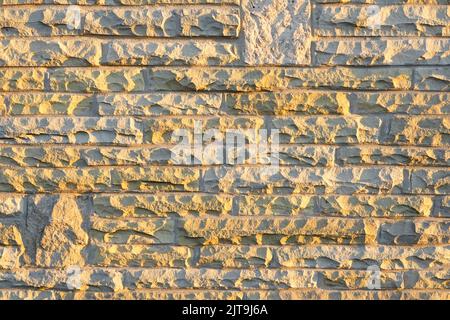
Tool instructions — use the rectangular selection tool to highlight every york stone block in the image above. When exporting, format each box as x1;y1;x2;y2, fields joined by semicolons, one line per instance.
0;7;241;37
48;68;146;92
197;246;273;268
4;93;96;116
0;168;111;192
93;194;232;218
0;39;101;66
315;5;449;36
414;67;450;91
0;117;143;144
88;244;193;267
101;40;239;66
336;146;449;166
90;217;175;244
0;68;45;91
203;167;407;195
147;67;412;91
234;195;435;217
275;245;450;270
97;93;222;116
84;7;240;37
178;217;370;245
377;220;449;245
315;39;450;66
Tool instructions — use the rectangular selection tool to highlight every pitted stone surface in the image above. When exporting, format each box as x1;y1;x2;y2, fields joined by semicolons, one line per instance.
0;0;448;300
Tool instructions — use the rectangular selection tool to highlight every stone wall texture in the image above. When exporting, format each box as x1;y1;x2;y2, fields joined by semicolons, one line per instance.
0;0;449;300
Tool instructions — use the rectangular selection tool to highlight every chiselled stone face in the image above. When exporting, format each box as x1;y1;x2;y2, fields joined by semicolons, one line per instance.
0;0;449;300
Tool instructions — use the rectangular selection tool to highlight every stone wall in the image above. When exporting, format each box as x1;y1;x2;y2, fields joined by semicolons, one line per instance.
0;0;448;300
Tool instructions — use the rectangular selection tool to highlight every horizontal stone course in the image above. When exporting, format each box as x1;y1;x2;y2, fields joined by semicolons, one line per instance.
0;7;240;37
0;39;239;67
0;167;200;192
2;67;447;92
202;167;450;195
0;289;448;300
4;91;448;116
0;268;447;290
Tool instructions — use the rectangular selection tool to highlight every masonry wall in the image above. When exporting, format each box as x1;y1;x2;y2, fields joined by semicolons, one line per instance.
0;0;449;300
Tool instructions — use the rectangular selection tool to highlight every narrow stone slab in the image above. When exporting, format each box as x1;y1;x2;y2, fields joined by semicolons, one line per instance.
242;0;311;65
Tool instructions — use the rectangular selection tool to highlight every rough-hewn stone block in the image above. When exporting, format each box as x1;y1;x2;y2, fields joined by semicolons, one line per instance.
203;167;407;195
93;194;232;217
315;39;450;66
88;244;194;267
148;67;413;91
90;217;175;244
275;245;450;269
0;117;143;144
315;5;450;36
0;39;101;67
0;7;241;37
336;146;449;166
101;40;239;66
414;67;450;91
242;0;311;65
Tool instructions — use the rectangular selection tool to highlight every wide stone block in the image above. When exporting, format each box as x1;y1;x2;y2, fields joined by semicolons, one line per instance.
275;245;450;270
0;39;101;66
235;195;436;217
315;4;449;36
88;244;193;267
336;146;449;166
414;67;450;91
101;40;239;66
410;169;450;194
178;217;370;245
90;217;175;244
221;92;344;115
48;68;146;92
4;93;96;116
144;117;265;144
0;168;111;192
93;194;232;218
203;167;407;195
109;167;201;192
315;39;450;66
0;68;45;91
0;117;143;144
84;7;241;37
97;93;222;116
198;246;273;268
347;92;449;115
0;6;241;37
148;67;413;91
377;220;449;245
